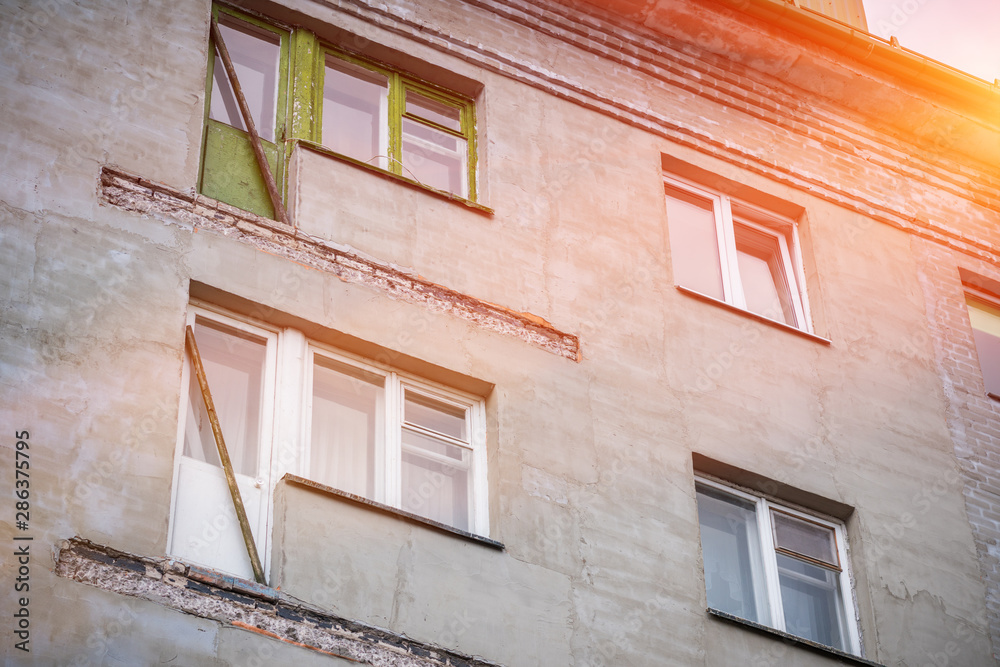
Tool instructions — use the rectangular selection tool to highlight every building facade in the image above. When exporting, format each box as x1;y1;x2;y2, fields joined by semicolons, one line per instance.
3;0;1000;664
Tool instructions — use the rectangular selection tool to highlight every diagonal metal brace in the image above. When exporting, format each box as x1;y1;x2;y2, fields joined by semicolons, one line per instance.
185;324;267;585
210;15;291;228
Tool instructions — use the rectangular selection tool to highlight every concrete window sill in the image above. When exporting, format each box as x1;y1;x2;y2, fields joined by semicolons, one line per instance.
707;608;883;667
676;286;832;345
282;474;505;551
294;140;494;216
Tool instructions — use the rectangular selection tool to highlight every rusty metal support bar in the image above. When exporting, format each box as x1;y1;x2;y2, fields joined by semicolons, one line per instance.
210;16;291;228
184;325;267;585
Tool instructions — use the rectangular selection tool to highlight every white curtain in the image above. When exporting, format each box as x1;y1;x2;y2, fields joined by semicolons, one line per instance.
310;359;382;499
400;429;469;530
184;322;265;478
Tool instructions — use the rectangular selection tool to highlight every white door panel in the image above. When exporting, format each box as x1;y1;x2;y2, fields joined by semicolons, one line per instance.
169;457;265;580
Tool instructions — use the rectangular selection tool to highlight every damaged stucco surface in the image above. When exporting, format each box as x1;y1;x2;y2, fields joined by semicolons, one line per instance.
54;538;499;666
1;0;999;664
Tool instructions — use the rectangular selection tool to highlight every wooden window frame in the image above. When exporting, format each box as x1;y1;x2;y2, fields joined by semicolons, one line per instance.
304;341;489;533
168;307;281;580
198;4;480;218
312;48;478;200
198;5;291;219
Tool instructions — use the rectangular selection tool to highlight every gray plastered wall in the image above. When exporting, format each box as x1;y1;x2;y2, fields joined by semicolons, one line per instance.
2;0;1000;664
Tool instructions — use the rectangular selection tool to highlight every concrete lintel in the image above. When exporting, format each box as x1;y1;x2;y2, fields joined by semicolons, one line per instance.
54;537;504;667
98;166;580;362
693;453;854;520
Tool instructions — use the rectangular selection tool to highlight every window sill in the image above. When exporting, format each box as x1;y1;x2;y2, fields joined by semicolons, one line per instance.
707;609;881;666
676;285;831;346
293;140;494;216
282;474;504;550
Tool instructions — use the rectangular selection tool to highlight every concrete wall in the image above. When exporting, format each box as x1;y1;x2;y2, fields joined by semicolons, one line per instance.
2;0;999;664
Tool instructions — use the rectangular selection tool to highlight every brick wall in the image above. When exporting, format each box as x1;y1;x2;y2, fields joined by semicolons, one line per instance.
915;237;1000;658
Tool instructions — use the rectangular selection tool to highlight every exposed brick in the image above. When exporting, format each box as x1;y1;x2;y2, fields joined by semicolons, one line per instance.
100;167;581;362
916;237;1000;657
54;538;502;667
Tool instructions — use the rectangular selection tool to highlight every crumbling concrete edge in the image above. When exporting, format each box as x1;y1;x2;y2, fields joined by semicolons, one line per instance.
98;166;581;362
54;537;503;667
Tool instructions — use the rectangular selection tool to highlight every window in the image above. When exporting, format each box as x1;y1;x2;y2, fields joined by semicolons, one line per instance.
665;176;810;331
199;8;289;219
695;478;861;655
966;294;1000;399
320;52;476;199
168;306;489;580
306;346;486;532
199;6;478;219
170;313;277;580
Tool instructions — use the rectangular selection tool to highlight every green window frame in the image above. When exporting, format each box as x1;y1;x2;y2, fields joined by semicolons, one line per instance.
199;6;290;219
198;5;479;219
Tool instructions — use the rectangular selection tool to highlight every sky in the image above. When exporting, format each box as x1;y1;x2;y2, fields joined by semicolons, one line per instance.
862;0;1000;82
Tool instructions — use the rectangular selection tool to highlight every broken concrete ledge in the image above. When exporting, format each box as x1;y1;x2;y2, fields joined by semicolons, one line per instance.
55;537;503;666
98;166;581;362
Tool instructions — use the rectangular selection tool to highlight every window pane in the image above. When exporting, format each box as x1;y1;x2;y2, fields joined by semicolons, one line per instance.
310;357;384;500
402;427;468;460
967;298;1000;397
401;432;471;530
734;223;796;326
696;485;770;623
776;553;848;651
665;186;725;300
404;390;467;441
401;117;468;197
406;91;462;132
771;510;839;569
209;19;280;143
185;319;267;477
322;58;389;169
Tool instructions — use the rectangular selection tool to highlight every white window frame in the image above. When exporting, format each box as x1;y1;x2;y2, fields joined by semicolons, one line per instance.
169;303;490;580
167;307;280;578
664;175;812;332
303;342;489;532
695;476;862;656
